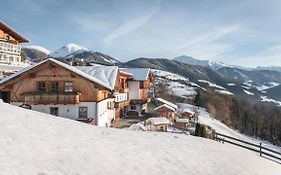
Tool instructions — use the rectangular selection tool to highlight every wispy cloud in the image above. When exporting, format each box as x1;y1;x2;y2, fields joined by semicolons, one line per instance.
103;9;159;44
175;25;240;58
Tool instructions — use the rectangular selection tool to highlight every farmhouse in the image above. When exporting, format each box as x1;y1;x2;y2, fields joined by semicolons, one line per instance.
0;58;152;127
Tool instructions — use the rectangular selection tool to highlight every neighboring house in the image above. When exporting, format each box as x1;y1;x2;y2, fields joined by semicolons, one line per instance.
113;70;132;119
0;58;131;127
174;118;190;129
120;68;153;116
0;20;29;64
146;117;170;132
154;104;176;123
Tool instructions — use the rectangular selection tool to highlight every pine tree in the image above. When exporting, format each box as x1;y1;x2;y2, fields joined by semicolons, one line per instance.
194;90;202;107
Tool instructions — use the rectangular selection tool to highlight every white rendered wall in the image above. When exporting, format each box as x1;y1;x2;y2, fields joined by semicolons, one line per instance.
96;98;115;127
11;102;97;120
128;81;140;99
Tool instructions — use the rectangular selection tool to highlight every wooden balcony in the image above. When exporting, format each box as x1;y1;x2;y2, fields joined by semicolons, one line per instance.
130;98;149;105
114;100;130;108
22;92;81;105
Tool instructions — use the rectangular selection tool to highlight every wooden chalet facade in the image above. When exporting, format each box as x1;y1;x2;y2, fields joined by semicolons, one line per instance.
0;59;153;126
154;104;176;123
0;20;28;64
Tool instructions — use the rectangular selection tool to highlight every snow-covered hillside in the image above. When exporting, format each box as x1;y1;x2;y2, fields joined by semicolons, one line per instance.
50;43;88;57
151;69;198;98
0;101;280;174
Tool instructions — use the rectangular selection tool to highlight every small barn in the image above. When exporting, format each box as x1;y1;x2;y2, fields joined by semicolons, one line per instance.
146;117;170;132
154;104;176;122
174;118;190;129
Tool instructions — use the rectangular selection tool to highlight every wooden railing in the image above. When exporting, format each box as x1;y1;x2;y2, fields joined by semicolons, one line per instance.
214;132;281;162
22;92;80;105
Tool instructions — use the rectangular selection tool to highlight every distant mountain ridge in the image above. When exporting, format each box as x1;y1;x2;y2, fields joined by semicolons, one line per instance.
173;55;252;71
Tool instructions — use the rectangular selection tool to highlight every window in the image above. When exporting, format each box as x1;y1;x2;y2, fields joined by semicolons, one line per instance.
64;82;73;92
50;107;59;116
51;82;59;93
131;105;136;110
107;101;114;110
78;107;88;119
139;82;144;88
37;82;46;92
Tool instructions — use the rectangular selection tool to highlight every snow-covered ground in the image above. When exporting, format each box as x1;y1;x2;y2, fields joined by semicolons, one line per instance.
244;89;254;96
227;83;236;86
152;69;197;98
1;101;281;174
243;80;280;92
198;79;225;90
215;89;234;95
261;96;281;106
168;81;197;97
151;69;188;81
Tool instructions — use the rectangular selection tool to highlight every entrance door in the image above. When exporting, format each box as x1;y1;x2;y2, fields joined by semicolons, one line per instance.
0;91;11;103
50;107;59;116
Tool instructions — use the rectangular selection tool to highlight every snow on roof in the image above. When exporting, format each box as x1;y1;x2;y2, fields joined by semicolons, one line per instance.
120;68;150;81
75;64;118;90
147;117;170;125
154;104;176;112
176;118;189;123
0;58;116;90
156;98;178;110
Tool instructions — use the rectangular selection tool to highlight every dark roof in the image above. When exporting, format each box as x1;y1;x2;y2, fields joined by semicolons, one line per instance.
0;20;29;43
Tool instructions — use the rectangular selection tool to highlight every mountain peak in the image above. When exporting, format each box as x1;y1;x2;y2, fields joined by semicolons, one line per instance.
51;43;88;58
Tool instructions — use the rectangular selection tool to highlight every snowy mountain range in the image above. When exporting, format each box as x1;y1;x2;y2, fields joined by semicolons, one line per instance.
21;43;119;64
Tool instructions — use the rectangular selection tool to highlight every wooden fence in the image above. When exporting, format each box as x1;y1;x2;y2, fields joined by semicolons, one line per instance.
214;132;281;162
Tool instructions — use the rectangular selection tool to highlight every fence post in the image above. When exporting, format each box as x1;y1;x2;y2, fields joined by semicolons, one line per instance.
259;143;262;157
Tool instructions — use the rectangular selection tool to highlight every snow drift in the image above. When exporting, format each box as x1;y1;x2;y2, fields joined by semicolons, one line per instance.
0;101;280;174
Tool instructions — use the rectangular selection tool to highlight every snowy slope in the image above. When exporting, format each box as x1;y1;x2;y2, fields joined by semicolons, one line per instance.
177;103;281;152
0;101;281;174
151;69;198;98
50;43;88;58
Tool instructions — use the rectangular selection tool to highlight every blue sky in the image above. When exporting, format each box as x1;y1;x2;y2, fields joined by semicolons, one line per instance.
2;0;281;67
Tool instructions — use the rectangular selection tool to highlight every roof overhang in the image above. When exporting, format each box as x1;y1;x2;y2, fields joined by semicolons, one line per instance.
0;20;29;43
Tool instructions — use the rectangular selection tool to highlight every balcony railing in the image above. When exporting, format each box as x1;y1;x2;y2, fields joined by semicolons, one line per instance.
114;93;128;102
22;92;81;105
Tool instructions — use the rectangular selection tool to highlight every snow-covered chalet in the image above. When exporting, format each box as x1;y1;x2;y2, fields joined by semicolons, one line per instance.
0;58;152;127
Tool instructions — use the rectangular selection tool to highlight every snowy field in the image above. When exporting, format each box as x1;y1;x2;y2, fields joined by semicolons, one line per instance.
0;101;281;174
